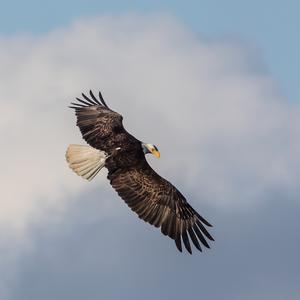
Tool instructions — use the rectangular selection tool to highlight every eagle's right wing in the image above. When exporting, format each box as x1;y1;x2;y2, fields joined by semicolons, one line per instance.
70;91;126;150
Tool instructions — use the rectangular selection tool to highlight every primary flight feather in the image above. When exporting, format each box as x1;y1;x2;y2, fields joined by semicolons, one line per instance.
66;90;214;254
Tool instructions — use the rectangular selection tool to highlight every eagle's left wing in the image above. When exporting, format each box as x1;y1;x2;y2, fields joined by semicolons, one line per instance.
108;162;214;254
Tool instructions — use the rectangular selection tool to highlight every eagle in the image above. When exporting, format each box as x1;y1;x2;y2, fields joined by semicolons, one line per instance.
66;91;214;254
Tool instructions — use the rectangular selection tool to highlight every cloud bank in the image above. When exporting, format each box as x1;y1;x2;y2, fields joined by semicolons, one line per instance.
1;14;299;233
1;14;300;300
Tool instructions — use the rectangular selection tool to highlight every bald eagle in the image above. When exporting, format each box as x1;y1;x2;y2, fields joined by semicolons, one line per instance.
66;91;214;254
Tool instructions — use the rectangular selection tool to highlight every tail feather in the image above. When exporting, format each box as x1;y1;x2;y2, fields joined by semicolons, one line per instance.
66;144;107;181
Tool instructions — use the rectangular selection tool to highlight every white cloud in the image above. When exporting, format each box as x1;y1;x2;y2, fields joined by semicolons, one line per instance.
0;14;299;239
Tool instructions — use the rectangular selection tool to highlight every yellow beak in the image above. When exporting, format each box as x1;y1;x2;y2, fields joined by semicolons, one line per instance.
151;149;160;158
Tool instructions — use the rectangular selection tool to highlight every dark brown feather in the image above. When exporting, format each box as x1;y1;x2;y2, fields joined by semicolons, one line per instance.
182;230;192;254
175;237;183;252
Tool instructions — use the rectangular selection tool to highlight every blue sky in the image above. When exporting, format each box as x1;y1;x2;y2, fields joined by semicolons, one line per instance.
1;2;300;300
1;0;299;101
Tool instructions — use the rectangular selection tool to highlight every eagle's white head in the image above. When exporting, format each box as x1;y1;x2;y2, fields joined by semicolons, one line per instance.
142;143;160;158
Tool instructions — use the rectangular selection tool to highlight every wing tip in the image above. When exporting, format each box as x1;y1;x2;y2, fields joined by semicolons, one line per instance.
174;219;214;254
69;90;109;109
175;237;183;253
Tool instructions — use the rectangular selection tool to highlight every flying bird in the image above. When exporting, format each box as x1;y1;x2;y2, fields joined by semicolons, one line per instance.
66;91;214;254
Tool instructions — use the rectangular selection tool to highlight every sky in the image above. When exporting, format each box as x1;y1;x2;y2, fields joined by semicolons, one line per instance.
1;2;300;300
1;0;299;102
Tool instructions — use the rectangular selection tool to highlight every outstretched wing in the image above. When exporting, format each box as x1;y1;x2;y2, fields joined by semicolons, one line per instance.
70;91;126;150
108;162;214;254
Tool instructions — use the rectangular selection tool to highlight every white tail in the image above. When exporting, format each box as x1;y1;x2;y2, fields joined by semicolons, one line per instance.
66;144;107;181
